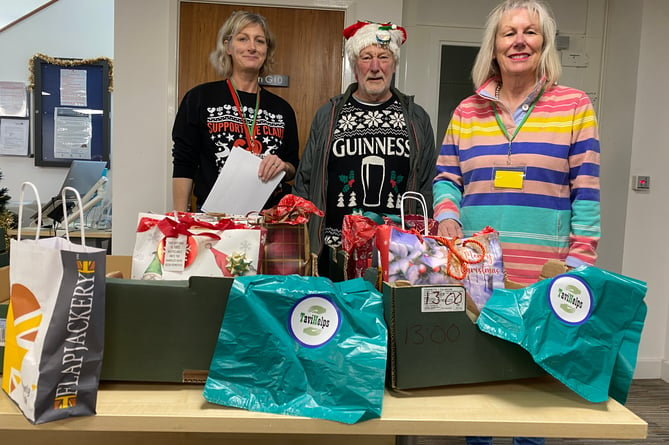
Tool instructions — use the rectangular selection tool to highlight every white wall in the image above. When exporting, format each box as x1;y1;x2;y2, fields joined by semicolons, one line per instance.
111;0;177;255
0;0;113;213
618;0;669;380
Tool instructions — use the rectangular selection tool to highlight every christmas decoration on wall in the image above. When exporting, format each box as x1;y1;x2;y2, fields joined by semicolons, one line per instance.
28;53;114;92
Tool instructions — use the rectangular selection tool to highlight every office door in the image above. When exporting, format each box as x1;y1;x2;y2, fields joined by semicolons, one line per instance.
178;2;344;157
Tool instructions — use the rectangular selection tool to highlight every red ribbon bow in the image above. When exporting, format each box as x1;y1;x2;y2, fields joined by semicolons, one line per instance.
137;213;245;240
261;194;324;224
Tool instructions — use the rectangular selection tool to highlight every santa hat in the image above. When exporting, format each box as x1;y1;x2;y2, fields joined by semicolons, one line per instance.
343;21;407;62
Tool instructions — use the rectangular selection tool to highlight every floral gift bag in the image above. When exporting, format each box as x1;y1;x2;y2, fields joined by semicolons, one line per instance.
376;225;504;312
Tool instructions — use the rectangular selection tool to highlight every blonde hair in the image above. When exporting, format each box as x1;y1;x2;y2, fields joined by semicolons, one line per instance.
471;0;561;88
209;11;276;78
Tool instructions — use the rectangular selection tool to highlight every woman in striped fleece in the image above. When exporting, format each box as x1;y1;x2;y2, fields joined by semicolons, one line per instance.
433;0;600;291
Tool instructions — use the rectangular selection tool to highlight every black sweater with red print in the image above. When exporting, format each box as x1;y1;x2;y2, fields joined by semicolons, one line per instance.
172;80;299;209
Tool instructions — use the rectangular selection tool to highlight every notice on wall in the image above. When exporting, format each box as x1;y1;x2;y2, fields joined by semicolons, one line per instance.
60;69;88;107
0;118;29;156
53;107;92;159
0;81;28;117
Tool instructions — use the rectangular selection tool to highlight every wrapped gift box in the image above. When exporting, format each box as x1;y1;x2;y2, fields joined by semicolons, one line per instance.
383;281;545;390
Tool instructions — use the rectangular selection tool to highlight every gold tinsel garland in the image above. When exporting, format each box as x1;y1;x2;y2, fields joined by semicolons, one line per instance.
28;53;114;92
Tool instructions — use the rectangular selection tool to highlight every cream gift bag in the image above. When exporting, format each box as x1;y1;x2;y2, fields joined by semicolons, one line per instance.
2;183;106;424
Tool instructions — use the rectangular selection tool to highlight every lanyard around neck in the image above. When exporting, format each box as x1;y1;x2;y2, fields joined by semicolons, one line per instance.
493;86;545;163
227;79;260;150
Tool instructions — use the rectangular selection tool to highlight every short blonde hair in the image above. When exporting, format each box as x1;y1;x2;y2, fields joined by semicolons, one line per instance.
471;0;561;88
209;11;276;78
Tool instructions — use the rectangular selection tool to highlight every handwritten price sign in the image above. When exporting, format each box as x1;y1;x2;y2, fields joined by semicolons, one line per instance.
421;286;466;313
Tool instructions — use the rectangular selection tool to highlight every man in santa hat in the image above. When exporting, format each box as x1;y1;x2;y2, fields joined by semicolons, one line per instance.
294;20;437;278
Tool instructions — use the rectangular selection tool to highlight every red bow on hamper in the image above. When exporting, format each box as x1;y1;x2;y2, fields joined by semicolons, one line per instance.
261;194;323;225
252;195;322;276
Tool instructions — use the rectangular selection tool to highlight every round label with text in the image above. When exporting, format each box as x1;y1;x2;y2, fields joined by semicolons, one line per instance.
547;275;593;325
289;295;341;348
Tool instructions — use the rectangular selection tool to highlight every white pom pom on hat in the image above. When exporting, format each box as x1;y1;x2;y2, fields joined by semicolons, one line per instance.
343;21;407;61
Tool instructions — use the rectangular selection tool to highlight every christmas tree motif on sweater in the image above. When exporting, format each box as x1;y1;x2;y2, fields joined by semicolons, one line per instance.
348;191;357;207
387;193;395;208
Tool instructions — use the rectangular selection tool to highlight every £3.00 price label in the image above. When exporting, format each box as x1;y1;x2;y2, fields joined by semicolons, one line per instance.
421;286;465;313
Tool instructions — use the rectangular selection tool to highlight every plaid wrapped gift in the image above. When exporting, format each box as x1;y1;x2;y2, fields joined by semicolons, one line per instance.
257;194;323;276
260;222;311;275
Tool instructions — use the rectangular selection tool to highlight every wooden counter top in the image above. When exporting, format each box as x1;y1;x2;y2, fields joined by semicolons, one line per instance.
0;377;647;440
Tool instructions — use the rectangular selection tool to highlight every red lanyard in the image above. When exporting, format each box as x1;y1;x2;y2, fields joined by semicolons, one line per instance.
227;79;261;154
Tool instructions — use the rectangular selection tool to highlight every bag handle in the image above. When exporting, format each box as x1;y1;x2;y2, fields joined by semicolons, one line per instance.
400;191;428;235
17;181;42;241
60;186;87;246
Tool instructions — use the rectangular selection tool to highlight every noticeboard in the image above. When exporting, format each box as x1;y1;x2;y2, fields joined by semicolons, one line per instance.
30;54;112;167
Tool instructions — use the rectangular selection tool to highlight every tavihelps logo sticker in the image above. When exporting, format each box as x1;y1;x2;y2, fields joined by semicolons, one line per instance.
547;274;594;325
289;295;341;347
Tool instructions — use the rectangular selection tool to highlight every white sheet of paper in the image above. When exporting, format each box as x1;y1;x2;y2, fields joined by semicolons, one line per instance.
0;118;30;156
201;146;284;214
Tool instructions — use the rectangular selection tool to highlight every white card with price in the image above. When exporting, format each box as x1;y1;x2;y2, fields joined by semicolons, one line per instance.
421;286;466;312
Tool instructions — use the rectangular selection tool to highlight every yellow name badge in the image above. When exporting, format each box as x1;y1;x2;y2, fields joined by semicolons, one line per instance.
494;168;525;189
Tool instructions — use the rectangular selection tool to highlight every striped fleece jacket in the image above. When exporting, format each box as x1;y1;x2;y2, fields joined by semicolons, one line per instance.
433;78;600;285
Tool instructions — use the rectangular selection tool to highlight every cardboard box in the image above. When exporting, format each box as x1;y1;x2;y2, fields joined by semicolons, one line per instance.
383;282;545;390
101;270;232;383
106;254;131;278
0;265;8;302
